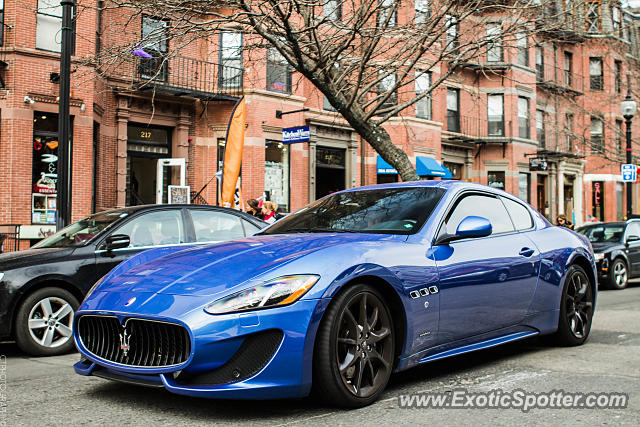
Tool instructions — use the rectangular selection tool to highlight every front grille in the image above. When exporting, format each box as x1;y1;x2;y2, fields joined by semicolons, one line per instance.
78;315;190;367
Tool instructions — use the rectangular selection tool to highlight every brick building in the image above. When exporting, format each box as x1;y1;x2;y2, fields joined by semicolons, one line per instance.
2;0;640;249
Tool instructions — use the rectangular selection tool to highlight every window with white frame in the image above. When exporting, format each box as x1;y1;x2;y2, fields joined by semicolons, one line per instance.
486;23;503;62
612;6;621;37
415;71;431;120
590;116;604;153
378;0;397;28
518;97;530;139
536;110;545;147
589;57;603;91
36;0;75;53
324;0;342;21
219;31;243;89
446;88;460;132
517;32;529;66
378;72;398;112
445;15;458;52
487;94;504;136
415;0;430;25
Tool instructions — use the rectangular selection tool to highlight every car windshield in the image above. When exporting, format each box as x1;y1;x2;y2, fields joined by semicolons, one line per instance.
261;187;446;235
577;224;625;243
32;211;130;248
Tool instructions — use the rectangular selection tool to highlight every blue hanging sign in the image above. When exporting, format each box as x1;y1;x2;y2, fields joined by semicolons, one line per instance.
282;126;310;144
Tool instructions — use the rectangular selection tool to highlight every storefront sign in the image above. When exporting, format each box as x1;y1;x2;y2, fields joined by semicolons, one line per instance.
282;126;310;144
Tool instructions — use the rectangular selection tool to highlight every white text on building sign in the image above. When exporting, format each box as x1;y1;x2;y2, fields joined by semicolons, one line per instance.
282;126;310;144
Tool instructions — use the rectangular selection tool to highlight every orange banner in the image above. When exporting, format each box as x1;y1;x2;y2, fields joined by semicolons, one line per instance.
221;97;246;208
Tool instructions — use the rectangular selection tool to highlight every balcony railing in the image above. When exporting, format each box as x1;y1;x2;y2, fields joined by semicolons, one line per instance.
120;55;243;100
444;115;513;142
536;65;583;95
0;224;20;253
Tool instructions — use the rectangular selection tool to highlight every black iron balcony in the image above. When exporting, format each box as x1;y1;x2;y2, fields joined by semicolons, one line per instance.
536;65;583;96
444;115;513;143
128;55;243;101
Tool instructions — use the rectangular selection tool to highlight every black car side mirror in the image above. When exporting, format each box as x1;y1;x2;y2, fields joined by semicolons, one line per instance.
626;235;640;244
104;234;130;251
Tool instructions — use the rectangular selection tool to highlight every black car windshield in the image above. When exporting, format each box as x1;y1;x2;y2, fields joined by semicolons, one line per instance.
32;211;130;248
261;187;446;235
577;224;625;243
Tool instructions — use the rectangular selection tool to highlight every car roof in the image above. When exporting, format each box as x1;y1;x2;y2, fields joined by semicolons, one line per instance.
338;180;518;199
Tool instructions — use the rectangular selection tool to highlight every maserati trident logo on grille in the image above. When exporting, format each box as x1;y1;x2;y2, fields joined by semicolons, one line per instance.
119;329;131;357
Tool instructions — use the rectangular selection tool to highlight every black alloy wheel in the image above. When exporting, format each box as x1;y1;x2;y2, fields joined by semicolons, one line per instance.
313;284;395;407
553;265;594;346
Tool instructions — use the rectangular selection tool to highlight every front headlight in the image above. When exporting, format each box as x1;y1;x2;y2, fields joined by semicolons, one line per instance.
594;253;605;262
204;275;320;315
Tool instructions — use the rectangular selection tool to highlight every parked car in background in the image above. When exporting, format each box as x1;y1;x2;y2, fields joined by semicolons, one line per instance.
576;220;640;290
0;205;266;356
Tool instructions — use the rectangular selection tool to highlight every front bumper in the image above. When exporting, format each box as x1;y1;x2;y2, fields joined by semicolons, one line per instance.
74;293;326;399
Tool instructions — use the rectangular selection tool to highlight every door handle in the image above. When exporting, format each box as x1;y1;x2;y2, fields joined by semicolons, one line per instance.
519;247;535;257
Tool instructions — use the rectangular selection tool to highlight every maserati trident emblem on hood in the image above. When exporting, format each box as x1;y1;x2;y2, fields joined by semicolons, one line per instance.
119;329;131;357
125;297;136;307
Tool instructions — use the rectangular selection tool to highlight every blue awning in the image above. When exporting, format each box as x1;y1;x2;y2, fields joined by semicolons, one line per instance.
376;156;398;174
416;156;450;178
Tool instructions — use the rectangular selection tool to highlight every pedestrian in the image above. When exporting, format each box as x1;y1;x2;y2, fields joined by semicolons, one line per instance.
263;201;281;224
556;214;574;230
247;198;265;220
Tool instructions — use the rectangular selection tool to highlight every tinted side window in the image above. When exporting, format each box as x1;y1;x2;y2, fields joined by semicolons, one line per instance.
115;210;185;248
190;210;245;242
445;194;515;235
502;197;533;230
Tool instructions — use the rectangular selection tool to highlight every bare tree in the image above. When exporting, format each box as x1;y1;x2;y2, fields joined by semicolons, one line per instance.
92;0;551;181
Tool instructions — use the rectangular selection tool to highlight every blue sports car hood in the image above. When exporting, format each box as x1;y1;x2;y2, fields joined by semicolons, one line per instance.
94;233;402;298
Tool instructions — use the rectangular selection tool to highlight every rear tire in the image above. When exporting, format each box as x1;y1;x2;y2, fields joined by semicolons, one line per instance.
313;284;395;408
606;258;628;290
14;287;79;356
552;265;594;346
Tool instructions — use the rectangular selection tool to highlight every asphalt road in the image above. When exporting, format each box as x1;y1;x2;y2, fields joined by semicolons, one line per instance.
2;285;639;426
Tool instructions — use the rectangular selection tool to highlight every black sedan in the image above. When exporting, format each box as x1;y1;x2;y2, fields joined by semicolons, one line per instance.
576;219;640;290
0;205;266;356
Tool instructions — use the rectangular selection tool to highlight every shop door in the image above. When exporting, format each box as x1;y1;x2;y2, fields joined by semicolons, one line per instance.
126;125;171;206
564;182;574;223
537;175;547;217
316;146;346;199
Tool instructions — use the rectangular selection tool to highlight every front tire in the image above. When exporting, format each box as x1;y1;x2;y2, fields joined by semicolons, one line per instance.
14;287;79;356
552;265;594;346
313;284;395;408
607;258;628;290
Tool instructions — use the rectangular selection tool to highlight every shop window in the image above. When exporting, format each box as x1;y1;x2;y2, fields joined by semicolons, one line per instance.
377;0;397;28
536;110;545;148
590;116;604;154
415;0;430;25
589;57;603;91
517;32;529;66
219;31;243;89
487;94;504;136
592;181;605;221
265;140;290;212
446;88;460;132
519;172;531;203
32;113;60;224
267;47;292;93
377;174;399;184
415;71;431;120
486;23;503;62
36;0;75;53
518;97;530;139
443;162;462;180
488;171;505;190
324;0;342;21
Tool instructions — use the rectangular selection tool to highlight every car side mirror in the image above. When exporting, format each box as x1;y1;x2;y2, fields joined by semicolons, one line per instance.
104;234;130;251
626;235;640;244
435;216;493;245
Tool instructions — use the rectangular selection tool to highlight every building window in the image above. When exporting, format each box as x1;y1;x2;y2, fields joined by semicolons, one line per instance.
488;171;505;190
445;15;459;52
323;96;337;112
415;0;430;25
267;47;292;93
36;0;75;53
616;119;623;157
32;113;60;224
446;88;460;132
536;110;545;148
323;0;342;21
590;116;604;154
565;113;574;151
378;72;398;112
564;51;573;87
378;0;397;28
486;23;503;62
592;181;605;221
219;31;243;89
535;46;544;80
589;57;603;91
519;172;531;203
517;32;529;66
139;16;168;81
615;60;622;94
0;0;4;46
586;0;602;33
518;97;530;139
487;94;504;136
265;141;290;212
612;6;621;37
415;71;431;120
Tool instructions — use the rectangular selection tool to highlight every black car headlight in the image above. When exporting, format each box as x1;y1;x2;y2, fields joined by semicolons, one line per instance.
204;275;320;315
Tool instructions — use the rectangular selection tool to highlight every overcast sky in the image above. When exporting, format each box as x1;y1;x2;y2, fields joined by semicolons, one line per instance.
628;1;640;7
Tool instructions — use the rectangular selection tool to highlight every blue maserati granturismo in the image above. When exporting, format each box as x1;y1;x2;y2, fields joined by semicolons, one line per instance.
73;181;596;407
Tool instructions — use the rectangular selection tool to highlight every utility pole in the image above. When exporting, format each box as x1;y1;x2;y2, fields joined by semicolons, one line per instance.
56;0;74;230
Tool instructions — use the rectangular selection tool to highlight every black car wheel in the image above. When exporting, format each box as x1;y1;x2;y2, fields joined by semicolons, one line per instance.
553;265;594;346
14;287;79;356
607;258;628;290
313;284;395;408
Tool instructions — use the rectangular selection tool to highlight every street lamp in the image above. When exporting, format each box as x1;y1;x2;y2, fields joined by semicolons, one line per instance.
621;91;637;219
